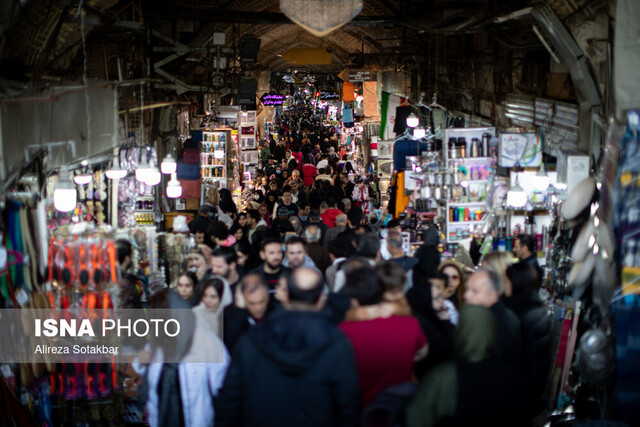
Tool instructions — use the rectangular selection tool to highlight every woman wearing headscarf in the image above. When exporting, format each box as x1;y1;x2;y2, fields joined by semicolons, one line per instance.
193;276;228;338
218;188;237;218
412;227;441;277
143;289;230;427
406;305;526;427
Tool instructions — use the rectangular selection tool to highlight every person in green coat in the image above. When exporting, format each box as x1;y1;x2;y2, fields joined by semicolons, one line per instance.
260;140;271;167
406;304;527;427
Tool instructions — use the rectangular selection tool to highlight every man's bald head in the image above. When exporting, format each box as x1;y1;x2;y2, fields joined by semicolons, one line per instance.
304;225;322;243
287;267;324;305
335;213;348;227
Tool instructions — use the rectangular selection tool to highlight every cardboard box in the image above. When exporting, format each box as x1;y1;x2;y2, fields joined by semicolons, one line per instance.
185;198;200;211
546;73;572;100
557;151;589;192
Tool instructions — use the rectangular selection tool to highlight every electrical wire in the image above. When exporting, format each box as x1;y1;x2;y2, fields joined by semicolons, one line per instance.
78;0;92;149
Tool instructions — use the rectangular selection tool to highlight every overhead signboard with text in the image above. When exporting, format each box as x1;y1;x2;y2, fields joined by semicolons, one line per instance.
320;90;340;101
260;92;285;106
338;69;377;82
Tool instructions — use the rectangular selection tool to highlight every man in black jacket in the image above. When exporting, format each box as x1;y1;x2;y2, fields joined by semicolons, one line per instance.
215;268;360;427
504;263;553;418
272;138;287;162
187;205;213;233
513;234;543;287
250;238;290;292
223;273;275;354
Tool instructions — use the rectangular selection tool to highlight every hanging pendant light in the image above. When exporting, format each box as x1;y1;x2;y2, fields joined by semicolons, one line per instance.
73;160;93;185
406;112;419;128
73;170;93;185
54;165;77;212
161;153;177;174
136;149;153;183
145;162;162;186
506;173;527;208
166;173;182;198
280;0;363;37
413;127;427;138
533;162;550;191
106;153;127;179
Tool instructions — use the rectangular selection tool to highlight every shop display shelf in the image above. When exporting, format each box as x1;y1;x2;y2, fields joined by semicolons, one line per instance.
448;221;483;226
448;156;492;162
507;207;552;212
201;165;225;168
449;201;486;207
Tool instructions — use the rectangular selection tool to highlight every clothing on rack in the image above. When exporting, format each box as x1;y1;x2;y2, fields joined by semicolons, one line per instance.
393;137;428;172
393;105;413;136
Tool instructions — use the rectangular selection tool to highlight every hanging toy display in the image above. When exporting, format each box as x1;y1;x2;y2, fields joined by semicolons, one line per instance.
352;175;374;216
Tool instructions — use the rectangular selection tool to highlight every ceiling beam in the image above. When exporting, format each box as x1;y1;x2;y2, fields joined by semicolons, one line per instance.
141;4;398;27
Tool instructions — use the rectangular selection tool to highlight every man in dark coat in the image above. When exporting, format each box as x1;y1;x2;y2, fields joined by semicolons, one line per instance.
464;267;523;371
304;225;332;276
215;268;360;427
223;273;276;354
513;234;543;287
188;205;213;233
272;138;287;162
505;263;553;418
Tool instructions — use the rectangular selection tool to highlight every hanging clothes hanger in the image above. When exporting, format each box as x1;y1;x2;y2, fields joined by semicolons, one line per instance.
416;96;431;110
396;127;416;140
430;93;448;111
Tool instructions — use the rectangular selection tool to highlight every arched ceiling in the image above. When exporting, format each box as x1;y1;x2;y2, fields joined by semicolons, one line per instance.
0;0;611;94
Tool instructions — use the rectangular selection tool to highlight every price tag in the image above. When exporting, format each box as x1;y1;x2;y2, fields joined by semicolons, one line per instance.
1;364;12;378
16;289;29;307
0;246;6;270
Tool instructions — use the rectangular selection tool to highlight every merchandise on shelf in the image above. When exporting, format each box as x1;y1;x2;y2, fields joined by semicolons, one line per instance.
191;129;231;194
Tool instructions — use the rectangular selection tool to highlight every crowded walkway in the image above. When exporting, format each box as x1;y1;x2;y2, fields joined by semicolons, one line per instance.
120;96;554;427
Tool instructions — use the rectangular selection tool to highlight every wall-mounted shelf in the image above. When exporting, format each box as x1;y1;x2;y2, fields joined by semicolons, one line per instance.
444;127;495;243
449;221;483;226
449;201;486;207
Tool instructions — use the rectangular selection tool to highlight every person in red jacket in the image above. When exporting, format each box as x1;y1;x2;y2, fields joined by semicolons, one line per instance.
320;197;343;228
340;265;427;408
301;162;318;187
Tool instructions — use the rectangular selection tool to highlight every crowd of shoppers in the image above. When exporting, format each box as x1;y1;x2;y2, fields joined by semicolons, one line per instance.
127;99;553;427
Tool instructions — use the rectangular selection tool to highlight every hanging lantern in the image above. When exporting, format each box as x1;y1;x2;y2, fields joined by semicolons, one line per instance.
280;0;363;37
106;154;127;179
54;165;77;212
161;153;177;174
166;173;182;198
